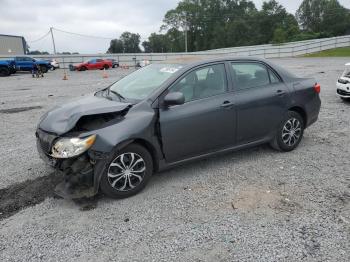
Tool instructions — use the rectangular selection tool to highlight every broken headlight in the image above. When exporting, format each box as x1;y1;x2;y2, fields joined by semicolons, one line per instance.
51;135;96;158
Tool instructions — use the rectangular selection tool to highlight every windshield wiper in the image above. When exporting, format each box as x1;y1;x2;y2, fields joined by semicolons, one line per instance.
108;89;125;101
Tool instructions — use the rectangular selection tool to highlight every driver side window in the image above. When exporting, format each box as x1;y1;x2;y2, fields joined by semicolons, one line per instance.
169;64;227;103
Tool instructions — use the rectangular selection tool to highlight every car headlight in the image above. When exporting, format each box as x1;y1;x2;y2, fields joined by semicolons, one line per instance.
51;135;96;158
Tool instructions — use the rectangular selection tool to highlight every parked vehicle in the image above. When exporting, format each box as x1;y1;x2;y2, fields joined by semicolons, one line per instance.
36;57;321;199
71;59;113;71
7;57;52;73
49;59;60;70
0;60;16;76
336;62;350;100
136;60;150;68
106;59;119;68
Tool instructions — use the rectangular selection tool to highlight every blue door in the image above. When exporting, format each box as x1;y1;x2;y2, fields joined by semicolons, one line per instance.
15;57;34;71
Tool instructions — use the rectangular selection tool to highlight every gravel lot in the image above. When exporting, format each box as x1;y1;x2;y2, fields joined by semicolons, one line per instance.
0;58;349;261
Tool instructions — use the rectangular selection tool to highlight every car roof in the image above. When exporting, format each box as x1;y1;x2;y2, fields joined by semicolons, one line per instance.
159;55;297;81
160;55;275;67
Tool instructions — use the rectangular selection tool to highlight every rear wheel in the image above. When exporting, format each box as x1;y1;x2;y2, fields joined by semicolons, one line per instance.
270;111;304;152
100;144;153;199
40;65;48;73
103;64;109;70
80;66;87;71
0;67;10;76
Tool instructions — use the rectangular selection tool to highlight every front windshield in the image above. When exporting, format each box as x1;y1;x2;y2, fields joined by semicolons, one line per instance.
109;63;183;100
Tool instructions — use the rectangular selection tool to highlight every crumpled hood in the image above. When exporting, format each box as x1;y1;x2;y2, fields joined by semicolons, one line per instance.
39;94;131;135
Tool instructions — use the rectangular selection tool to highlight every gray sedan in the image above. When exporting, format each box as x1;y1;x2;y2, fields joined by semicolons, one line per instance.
36;57;321;199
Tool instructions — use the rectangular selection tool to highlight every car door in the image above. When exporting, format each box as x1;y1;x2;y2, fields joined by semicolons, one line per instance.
229;61;290;144
88;59;96;70
159;63;236;163
15;57;30;70
95;59;103;69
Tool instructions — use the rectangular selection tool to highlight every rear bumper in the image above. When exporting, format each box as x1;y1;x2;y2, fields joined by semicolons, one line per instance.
305;95;321;128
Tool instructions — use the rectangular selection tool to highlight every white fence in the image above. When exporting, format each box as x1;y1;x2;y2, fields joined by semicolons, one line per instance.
1;35;349;68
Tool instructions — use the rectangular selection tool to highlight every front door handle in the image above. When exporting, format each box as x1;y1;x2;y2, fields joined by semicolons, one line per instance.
221;101;234;108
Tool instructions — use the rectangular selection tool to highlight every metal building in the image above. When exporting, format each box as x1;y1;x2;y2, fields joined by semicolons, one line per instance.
0;34;27;55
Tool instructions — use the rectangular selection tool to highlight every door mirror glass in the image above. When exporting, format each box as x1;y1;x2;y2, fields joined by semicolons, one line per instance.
164;92;185;107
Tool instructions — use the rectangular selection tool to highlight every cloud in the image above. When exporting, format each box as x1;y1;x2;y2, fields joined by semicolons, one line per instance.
1;0;349;54
0;0;179;53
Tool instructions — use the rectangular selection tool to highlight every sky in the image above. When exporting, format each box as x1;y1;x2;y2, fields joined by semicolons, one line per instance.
1;0;349;54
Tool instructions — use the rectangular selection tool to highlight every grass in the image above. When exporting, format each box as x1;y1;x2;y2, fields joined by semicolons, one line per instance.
303;47;350;57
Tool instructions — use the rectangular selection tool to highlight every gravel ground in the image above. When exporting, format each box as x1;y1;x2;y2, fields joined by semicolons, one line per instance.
0;58;349;261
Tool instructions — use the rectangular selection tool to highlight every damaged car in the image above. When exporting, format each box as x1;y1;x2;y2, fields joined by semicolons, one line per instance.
36;57;321;199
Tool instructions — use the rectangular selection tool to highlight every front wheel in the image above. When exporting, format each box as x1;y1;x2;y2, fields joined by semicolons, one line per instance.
40;66;48;73
100;144;153;199
0;67;10;76
270;111;304;152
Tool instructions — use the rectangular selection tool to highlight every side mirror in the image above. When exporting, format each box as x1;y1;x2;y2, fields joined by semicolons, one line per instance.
163;92;185;107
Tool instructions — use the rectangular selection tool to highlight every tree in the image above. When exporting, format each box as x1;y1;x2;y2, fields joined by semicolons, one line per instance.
107;32;141;53
255;0;299;44
272;27;288;43
142;33;168;53
296;0;350;36
28;50;50;55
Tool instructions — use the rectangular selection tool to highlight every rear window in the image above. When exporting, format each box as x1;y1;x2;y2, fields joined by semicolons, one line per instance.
231;63;270;90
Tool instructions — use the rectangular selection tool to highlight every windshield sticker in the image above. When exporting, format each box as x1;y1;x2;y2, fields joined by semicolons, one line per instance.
160;67;182;74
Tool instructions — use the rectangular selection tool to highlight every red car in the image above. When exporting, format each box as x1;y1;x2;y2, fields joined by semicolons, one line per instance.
72;59;113;71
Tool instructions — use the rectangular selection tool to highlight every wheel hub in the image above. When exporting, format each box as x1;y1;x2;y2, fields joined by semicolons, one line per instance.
107;152;146;192
281;117;301;147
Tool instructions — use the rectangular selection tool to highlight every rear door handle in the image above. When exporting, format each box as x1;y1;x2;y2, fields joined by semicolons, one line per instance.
276;90;286;96
221;101;234;108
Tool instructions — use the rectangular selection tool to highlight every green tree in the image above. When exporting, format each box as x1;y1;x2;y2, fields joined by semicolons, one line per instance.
255;0;299;44
107;32;141;53
272;27;288;43
107;39;124;53
296;0;350;36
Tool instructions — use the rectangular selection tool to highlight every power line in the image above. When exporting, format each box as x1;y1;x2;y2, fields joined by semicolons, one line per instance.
52;27;115;40
27;30;51;43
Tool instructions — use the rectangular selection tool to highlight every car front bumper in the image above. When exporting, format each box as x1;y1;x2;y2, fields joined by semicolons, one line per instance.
36;129;108;199
336;82;350;98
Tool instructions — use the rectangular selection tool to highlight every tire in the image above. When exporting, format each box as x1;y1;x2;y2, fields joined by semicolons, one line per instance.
103;64;109;70
0;67;10;77
270;111;304;152
40;66;48;73
80;66;87;71
340;97;350;101
100;144;153;199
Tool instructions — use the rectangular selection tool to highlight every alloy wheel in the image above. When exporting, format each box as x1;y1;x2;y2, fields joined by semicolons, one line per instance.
107;152;146;192
281;118;302;147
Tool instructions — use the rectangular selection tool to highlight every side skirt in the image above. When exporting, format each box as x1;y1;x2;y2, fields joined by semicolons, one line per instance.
158;137;271;172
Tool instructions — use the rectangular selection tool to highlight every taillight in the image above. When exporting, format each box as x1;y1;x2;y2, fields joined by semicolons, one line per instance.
314;83;321;94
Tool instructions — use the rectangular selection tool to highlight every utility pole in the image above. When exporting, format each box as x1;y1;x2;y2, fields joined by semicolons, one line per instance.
50;27;57;54
184;16;188;53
